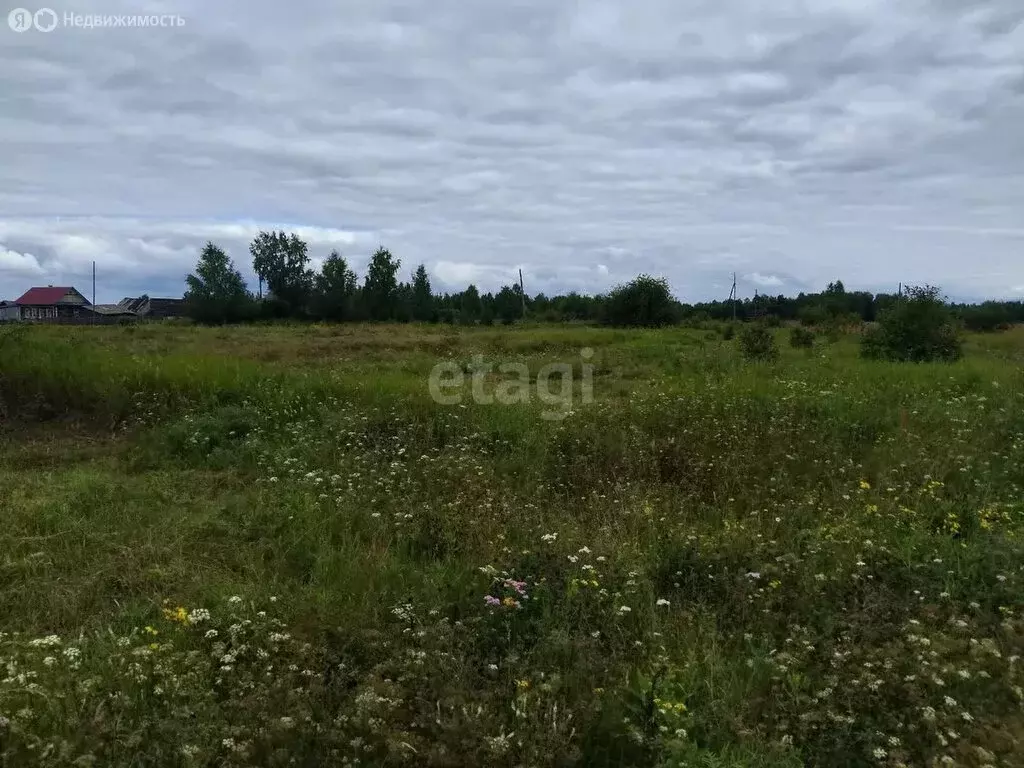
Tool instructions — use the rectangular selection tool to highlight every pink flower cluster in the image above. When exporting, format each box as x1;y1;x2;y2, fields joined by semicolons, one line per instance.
483;579;530;609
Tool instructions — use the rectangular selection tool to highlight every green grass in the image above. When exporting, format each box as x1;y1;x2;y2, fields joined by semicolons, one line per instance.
1;322;1023;767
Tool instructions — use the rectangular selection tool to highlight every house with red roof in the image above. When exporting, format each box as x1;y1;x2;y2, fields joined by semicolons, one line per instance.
14;286;92;321
2;286;186;323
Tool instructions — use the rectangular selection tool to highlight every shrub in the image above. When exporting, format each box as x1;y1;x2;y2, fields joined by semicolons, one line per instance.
789;327;815;348
960;303;1011;332
721;324;736;341
601;275;679;328
824;321;844;343
738;323;779;361
861;285;962;362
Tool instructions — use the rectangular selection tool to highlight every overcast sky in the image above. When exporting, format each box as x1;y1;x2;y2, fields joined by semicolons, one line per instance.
2;0;1022;303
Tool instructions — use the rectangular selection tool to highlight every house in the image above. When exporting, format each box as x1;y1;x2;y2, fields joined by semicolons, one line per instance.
88;304;138;320
14;286;92;321
118;295;185;318
0;300;21;322
8;287;186;323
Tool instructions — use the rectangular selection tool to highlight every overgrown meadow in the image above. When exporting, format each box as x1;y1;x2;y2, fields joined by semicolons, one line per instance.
1;322;1023;767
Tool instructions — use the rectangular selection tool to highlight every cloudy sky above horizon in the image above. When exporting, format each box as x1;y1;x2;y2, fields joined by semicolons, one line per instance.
2;0;1023;303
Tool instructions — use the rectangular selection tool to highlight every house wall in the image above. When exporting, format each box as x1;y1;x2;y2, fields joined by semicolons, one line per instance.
0;305;20;321
21;304;93;321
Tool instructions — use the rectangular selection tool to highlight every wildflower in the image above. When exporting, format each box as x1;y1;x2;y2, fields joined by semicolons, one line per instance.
859;480;871;490
503;579;528;596
516;679;530;691
144;626;158;636
28;635;61;648
204;629;218;639
187;608;211;624
540;533;557;543
42;656;56;666
484;596;501;607
163;606;189;624
228;595;242;604
872;747;886;759
617;605;632;614
656;598;671;607
502;597;521;608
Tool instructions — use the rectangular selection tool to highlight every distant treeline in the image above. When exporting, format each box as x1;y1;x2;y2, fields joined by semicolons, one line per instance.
183;233;1023;330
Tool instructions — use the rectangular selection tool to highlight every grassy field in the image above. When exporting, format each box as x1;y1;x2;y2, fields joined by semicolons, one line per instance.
1;322;1023;767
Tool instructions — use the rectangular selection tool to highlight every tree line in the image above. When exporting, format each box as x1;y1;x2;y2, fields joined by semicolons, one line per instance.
183;234;1024;330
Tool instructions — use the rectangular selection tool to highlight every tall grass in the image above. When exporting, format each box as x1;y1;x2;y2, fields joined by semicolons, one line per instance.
0;323;1022;766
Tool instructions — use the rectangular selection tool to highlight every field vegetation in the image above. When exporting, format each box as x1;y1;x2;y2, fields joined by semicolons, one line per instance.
1;321;1023;767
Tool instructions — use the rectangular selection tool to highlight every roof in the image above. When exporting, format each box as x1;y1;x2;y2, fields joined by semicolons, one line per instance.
15;286;82;305
90;304;137;316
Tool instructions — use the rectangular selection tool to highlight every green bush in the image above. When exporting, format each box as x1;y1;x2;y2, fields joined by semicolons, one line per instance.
960;302;1011;332
738;323;779;361
861;285;962;362
721;324;736;341
789;327;815;348
601;275;680;328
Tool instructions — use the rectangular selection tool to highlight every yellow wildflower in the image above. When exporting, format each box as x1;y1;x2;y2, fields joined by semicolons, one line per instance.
162;606;189;624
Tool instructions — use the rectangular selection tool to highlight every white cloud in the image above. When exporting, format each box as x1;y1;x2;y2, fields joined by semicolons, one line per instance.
746;272;785;288
0;247;45;278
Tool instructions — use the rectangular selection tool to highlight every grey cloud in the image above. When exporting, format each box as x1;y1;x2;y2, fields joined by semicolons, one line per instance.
1;0;1023;303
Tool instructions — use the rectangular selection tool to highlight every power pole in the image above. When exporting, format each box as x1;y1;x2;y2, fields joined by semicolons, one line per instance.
729;272;738;322
518;268;526;319
92;261;96;325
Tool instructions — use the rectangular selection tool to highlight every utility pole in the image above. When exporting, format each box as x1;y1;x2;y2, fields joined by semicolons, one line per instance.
92;261;96;325
518;268;526;319
729;272;738;322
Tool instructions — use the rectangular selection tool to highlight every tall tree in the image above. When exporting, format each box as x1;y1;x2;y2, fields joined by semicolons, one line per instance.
460;284;482;323
493;284;523;324
362;247;401;320
310;250;358;321
411;264;434;322
250;230;313;315
184;242;252;324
